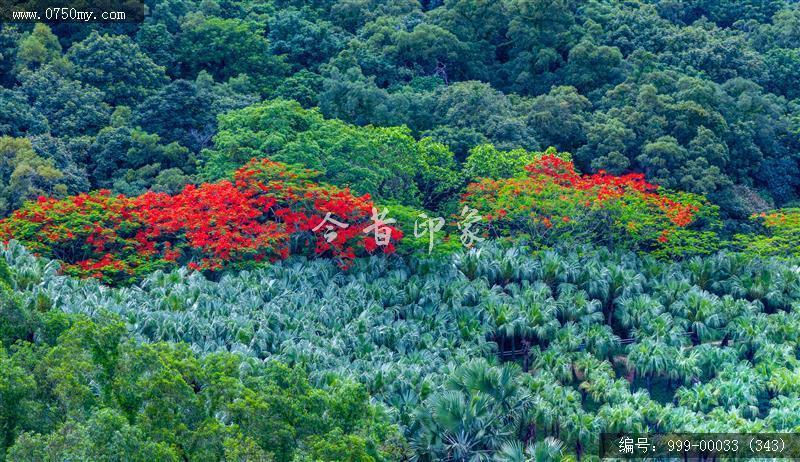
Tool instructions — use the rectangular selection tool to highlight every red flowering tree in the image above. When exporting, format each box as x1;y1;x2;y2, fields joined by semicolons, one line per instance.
462;154;720;255
0;191;154;283
0;159;402;285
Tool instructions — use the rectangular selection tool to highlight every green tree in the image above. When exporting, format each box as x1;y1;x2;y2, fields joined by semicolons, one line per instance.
464;144;539;180
764;48;800;100
528;86;590;153
0;308;403;462
134;72;258;152
274;69;325;108
0;24;22;86
432;81;539;152
14;23;64;75
176;15;288;92
202;99;460;206
562;39;624;95
87;126;192;190
66;31;168;105
268;10;345;71
0;345;35;457
135;23;176;70
7;410;180;462
504;0;578;94
0;88;49;137
19;66;110;137
0;136;68;216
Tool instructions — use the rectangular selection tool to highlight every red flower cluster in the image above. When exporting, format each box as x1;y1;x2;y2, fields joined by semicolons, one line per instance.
134;181;287;266
525;155;656;193
0;158;403;284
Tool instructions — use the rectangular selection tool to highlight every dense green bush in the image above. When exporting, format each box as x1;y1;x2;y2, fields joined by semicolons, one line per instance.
735;208;800;258
0;251;11;288
463;145;569;181
0;136;69;217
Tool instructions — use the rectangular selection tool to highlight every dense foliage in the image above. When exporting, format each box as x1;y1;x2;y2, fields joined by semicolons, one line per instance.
200;99;462;209
3;150;739;284
4;241;800;461
0;308;402;461
735;208;800;258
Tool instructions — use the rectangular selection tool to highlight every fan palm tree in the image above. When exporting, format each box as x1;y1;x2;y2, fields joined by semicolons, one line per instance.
493;437;564;462
729;269;785;313
631;312;684;347
413;361;528;462
581;324;620;360
554;288;603;325
615;294;663;337
675;383;719;412
765;396;800;430
626;338;674;392
672;288;723;345
562;412;599;462
598;403;645;433
536;251;579;290
685;256;717;291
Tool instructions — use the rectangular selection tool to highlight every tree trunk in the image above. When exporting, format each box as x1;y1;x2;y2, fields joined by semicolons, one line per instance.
524;423;537;444
523;340;531;372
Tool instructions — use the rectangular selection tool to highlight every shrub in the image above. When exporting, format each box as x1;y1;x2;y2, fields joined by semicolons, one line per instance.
734;208;800;258
378;202;462;257
0;255;11;288
0;312;404;462
0;159;402;284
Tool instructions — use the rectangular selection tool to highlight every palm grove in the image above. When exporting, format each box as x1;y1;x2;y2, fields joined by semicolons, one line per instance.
1;0;800;461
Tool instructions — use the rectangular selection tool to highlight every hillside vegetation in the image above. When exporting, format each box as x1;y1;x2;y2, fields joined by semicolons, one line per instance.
1;0;800;461
4;242;800;460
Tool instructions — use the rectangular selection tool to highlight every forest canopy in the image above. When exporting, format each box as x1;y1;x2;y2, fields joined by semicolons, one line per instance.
0;0;798;225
